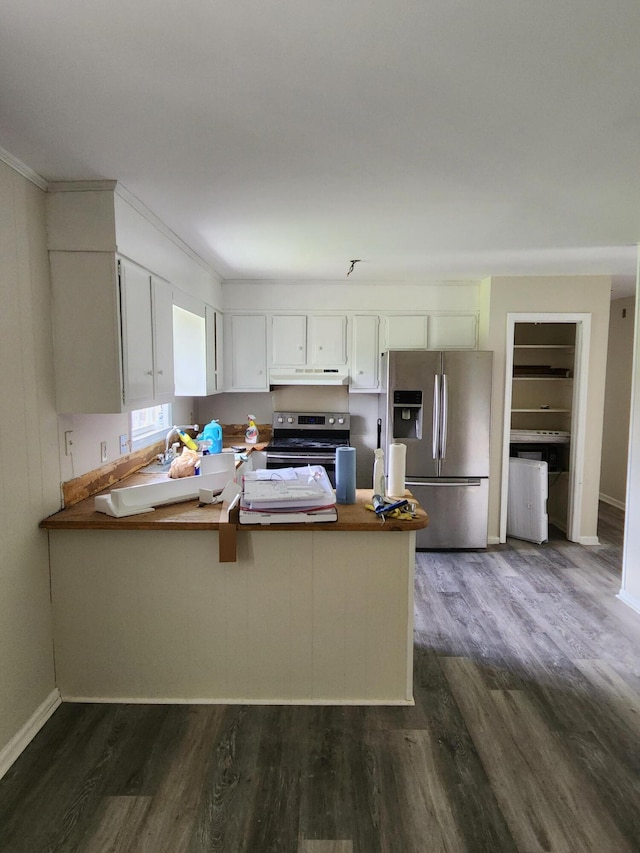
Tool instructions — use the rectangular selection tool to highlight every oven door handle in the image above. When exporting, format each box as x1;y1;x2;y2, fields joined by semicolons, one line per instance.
266;453;336;464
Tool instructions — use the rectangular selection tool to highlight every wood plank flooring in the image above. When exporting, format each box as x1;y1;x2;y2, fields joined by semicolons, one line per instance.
1;503;639;852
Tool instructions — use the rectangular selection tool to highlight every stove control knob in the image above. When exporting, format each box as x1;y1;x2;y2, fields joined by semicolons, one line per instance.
287;417;294;423
328;417;335;424
277;416;284;423
338;417;345;424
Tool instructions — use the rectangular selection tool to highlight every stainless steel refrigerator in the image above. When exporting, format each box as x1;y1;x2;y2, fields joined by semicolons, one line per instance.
379;350;493;549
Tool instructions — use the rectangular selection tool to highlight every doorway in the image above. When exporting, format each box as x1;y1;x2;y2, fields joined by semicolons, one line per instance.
500;313;591;543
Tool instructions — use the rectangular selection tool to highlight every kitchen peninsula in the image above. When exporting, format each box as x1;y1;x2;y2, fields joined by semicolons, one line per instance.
41;470;428;706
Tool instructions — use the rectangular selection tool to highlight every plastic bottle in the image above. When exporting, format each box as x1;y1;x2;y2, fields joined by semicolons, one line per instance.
245;414;259;445
373;447;385;496
199;420;223;454
177;428;198;451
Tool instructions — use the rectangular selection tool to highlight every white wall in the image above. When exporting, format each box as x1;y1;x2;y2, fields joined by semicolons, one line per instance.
600;296;635;509
621;266;640;612
482;275;612;544
0;162;60;760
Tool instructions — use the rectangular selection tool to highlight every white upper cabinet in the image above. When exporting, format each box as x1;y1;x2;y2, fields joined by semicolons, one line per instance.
46;183;221;413
205;305;224;395
120;261;175;408
151;276;175;401
350;315;380;391
120;259;155;408
271;314;307;365
49;250;124;413
428;314;477;349
224;314;268;391
384;315;429;350
308;315;348;364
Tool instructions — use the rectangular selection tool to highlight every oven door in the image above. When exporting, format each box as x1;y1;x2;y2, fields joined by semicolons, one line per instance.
265;452;337;487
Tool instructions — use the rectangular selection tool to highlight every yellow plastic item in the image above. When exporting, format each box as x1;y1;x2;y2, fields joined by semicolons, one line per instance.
177;429;198;451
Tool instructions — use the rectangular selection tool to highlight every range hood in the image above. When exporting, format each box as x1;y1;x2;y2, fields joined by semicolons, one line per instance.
269;367;350;386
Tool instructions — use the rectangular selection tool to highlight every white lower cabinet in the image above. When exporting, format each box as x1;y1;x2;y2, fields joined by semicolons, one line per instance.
224;313;268;391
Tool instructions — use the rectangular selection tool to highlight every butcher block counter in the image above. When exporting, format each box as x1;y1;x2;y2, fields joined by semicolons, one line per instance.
42;467;427;707
41;470;428;532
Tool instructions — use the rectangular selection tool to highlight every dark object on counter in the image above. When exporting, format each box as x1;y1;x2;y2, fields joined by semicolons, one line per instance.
377;418;382;450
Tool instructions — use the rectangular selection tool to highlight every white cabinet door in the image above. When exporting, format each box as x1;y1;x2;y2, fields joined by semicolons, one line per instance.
385;315;428;350
309;315;347;364
120;259;155;408
224;314;268;391
351;315;380;391
205;305;224;394
272;314;307;365
429;314;477;349
151;276;175;402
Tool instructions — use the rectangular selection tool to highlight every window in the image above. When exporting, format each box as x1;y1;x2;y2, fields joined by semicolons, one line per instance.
130;403;172;450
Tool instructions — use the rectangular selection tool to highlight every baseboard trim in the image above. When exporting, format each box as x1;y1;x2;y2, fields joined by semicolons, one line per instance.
578;536;600;546
487;536;501;546
61;694;414;706
599;493;626;511
0;689;62;781
617;589;640;616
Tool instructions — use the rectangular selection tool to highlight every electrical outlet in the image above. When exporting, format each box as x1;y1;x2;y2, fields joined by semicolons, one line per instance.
120;434;129;454
64;430;73;456
100;441;107;463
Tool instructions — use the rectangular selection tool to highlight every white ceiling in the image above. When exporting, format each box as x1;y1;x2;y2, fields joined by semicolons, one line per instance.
1;1;639;296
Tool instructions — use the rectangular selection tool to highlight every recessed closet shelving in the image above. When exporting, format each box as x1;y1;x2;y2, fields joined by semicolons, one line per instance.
510;323;576;472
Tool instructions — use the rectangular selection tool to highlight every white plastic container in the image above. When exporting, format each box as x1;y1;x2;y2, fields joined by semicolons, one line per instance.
373;447;385;495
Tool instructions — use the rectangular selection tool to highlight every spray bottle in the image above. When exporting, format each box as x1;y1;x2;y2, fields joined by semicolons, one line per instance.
245;414;259;445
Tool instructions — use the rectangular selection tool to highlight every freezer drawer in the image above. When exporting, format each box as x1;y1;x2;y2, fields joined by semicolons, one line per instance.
406;478;489;549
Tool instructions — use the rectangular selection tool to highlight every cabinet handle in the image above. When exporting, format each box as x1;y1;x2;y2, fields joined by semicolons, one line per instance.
157;369;164;375
146;370;153;376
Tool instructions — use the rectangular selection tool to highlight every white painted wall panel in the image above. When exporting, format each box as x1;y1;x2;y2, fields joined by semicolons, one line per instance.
0;162;59;762
49;528;414;704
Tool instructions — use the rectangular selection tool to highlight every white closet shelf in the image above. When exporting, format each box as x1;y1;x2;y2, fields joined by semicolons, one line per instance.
511;408;571;413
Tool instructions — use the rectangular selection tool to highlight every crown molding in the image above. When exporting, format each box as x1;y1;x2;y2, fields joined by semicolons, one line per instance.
0;145;48;190
114;183;221;281
47;180;118;193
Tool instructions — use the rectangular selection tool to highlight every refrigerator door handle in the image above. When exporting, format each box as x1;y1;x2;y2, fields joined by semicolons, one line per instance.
432;374;440;459
406;479;483;487
441;373;448;459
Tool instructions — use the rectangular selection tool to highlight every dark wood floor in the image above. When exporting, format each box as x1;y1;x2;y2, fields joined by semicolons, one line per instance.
2;503;639;852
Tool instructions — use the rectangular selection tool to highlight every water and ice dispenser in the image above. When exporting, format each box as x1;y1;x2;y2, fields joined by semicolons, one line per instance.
392;390;423;439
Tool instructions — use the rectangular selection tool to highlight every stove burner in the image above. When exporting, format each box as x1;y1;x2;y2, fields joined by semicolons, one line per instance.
266;437;350;452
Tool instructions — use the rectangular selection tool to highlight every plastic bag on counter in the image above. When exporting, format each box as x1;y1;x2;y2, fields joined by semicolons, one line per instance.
169;448;199;478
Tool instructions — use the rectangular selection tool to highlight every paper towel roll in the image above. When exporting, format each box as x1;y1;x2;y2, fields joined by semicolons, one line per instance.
388;442;407;497
335;446;356;504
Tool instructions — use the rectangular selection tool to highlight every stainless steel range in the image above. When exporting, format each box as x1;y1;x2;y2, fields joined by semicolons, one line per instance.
265;411;351;486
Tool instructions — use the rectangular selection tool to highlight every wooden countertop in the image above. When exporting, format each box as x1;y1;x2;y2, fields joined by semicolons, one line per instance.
41;471;428;533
